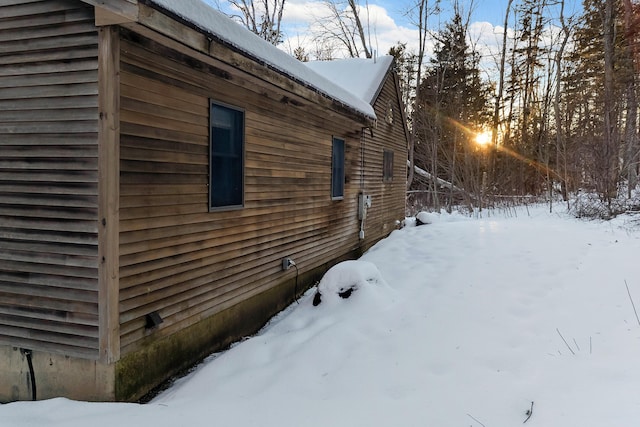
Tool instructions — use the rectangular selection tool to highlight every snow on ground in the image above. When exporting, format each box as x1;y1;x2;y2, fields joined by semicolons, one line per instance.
3;204;640;426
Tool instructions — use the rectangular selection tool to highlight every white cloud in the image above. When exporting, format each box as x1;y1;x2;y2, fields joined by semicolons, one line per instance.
366;4;421;55
282;0;327;26
278;0;421;59
211;0;563;85
277;0;511;68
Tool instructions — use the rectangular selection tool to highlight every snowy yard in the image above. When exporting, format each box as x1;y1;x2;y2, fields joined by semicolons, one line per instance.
3;204;640;426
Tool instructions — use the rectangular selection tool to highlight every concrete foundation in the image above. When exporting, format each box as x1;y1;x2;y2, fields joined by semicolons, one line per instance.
0;346;115;402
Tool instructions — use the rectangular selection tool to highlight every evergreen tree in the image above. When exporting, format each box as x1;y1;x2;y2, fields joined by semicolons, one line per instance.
412;11;492;210
564;0;637;203
502;0;550;195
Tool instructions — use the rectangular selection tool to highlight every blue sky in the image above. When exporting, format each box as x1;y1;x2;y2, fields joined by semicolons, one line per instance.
369;0;583;27
212;0;584;68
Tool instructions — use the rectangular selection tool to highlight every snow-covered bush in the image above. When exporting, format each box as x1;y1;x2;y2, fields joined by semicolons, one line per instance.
312;260;387;306
570;188;640;219
416;211;439;226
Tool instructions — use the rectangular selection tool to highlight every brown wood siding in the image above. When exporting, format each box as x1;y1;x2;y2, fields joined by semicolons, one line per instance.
361;75;408;250
0;0;100;359
118;30;364;355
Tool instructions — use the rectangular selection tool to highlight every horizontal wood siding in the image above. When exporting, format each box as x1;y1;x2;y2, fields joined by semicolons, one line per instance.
0;0;100;359
118;30;364;355
361;75;408;250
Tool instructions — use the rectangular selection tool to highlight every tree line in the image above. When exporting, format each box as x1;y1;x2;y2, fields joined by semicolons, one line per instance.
215;0;640;216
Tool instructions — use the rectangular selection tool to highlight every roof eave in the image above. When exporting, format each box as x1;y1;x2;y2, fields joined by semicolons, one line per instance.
139;0;376;125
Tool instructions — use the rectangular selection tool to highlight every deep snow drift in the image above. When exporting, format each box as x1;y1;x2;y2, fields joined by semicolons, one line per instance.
3;204;640;426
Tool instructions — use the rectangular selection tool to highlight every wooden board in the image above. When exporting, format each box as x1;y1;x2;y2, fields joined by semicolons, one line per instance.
117;29;372;356
359;74;408;250
0;0;101;360
97;24;121;363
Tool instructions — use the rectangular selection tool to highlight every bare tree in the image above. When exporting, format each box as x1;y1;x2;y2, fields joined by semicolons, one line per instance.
489;0;513;191
553;0;572;206
622;0;640;196
601;0;619;202
406;0;440;191
312;0;373;58
498;0;551;196
563;0;638;212
413;1;492;212
348;0;372;58
225;0;287;45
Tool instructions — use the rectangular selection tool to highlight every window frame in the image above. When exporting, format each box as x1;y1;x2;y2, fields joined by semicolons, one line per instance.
383;149;394;183
331;136;345;200
209;100;245;212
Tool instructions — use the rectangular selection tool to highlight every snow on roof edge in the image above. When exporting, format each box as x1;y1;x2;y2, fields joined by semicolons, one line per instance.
146;0;376;121
365;56;395;104
305;56;395;105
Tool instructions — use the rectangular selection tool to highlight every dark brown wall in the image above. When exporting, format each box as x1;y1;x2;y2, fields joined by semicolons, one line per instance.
0;0;101;359
361;74;408;250
0;0;408;402
117;29;367;357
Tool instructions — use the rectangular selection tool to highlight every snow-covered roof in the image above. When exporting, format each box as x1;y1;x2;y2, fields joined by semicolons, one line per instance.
305;56;395;105
147;0;376;120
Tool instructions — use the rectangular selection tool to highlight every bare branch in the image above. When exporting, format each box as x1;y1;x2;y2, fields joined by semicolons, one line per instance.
226;0;287;45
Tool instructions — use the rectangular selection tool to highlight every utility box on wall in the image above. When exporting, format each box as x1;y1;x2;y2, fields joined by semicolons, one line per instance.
358;193;372;220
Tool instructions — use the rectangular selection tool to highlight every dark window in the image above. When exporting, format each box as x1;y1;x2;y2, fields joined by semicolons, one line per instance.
331;137;345;199
383;149;394;182
210;102;244;210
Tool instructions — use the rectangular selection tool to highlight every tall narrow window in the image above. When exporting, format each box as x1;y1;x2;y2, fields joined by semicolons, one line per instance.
383;149;394;182
210;102;244;210
331;137;345;199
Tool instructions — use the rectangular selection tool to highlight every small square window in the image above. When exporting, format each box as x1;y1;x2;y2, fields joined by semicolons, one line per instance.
331;137;345;199
210;101;244;210
383;149;394;182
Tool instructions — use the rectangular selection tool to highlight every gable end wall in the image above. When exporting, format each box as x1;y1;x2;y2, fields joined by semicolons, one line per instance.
0;0;101;360
0;0;115;402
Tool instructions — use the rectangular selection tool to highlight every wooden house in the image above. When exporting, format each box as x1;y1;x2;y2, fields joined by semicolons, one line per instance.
0;0;408;402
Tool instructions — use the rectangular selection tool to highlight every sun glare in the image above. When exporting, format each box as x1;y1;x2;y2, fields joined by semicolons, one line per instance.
475;131;491;147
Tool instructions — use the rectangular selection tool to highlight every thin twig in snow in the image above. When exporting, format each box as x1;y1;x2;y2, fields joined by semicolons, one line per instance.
523;401;534;423
556;328;576;355
466;413;486;427
573;338;580;351
624;280;640;326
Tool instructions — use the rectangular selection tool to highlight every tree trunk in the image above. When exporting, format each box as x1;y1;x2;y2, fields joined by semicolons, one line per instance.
347;0;372;58
491;0;513;190
554;0;570;202
623;0;639;196
602;0;619;202
407;0;432;191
